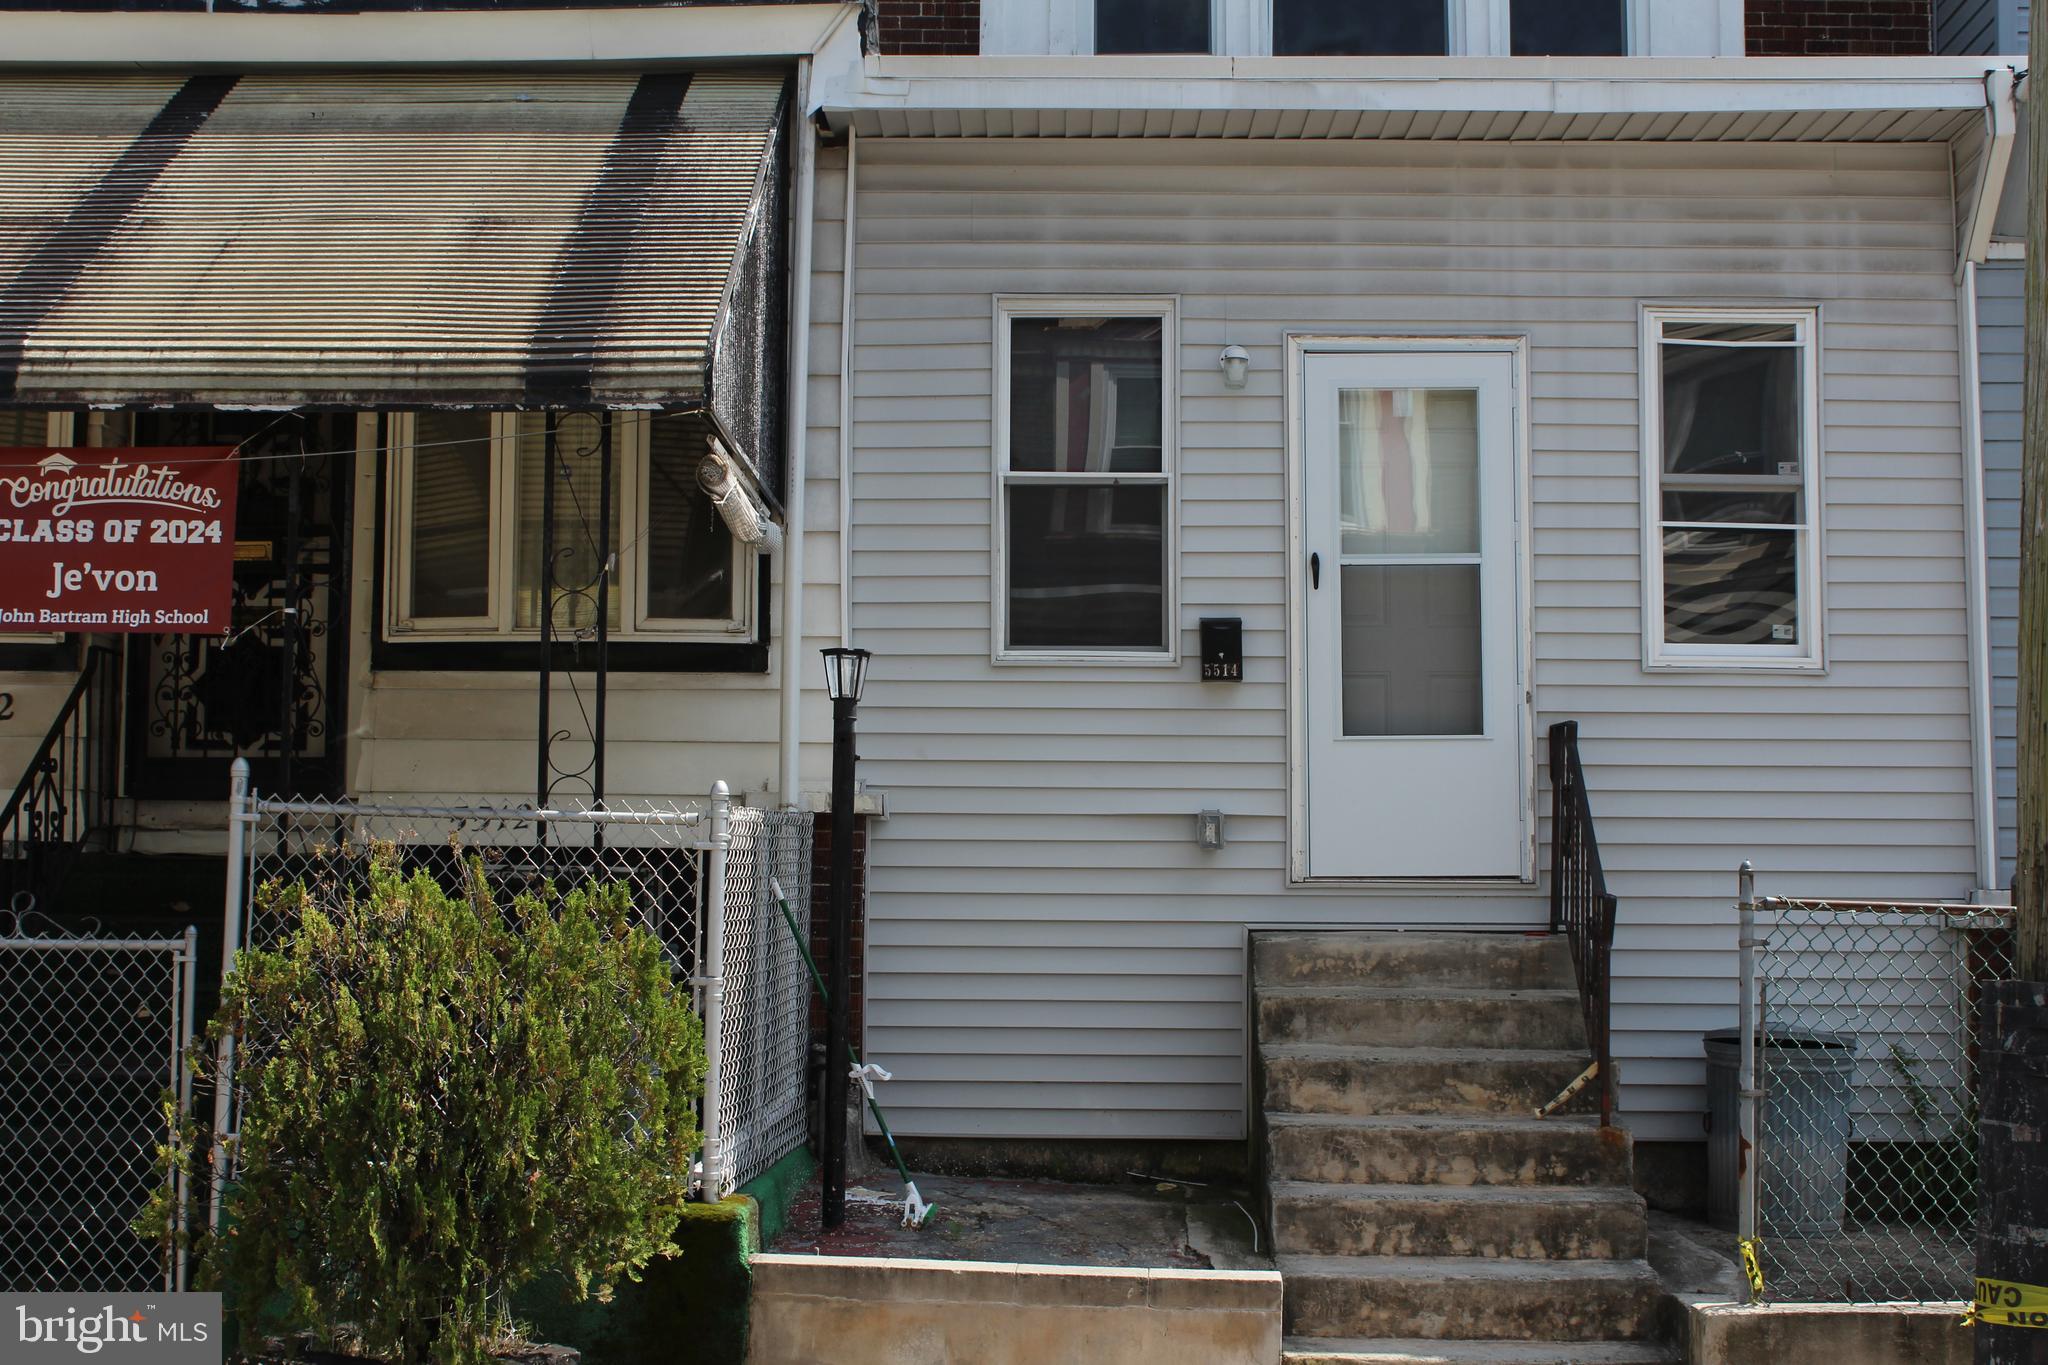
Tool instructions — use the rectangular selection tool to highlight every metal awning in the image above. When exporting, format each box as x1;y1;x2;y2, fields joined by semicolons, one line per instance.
0;68;791;493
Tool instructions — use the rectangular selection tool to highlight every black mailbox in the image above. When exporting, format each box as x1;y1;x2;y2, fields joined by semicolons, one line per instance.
1199;617;1243;682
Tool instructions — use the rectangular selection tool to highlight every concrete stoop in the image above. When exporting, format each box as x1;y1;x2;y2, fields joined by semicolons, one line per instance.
1256;931;1676;1365
744;1254;1283;1365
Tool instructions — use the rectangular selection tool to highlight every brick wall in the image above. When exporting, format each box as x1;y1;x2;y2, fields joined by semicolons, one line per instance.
1747;0;1933;53
874;0;979;54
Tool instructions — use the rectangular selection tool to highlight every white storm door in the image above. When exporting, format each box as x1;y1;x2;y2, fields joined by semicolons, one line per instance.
1302;348;1524;878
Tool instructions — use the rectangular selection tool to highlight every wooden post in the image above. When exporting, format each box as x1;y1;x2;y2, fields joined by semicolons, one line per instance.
1976;21;2048;1363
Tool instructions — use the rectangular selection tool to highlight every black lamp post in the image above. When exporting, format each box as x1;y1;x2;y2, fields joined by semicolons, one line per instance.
819;646;870;1230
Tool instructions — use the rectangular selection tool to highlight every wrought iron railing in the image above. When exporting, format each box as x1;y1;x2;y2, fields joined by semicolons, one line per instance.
1;646;121;913
1548;719;1618;1127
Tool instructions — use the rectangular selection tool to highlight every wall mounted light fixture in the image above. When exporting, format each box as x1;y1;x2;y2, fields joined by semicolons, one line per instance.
1219;345;1250;390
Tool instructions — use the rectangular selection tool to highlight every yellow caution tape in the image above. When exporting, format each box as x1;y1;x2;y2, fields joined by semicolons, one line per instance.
1967;1277;2048;1329
1738;1238;1765;1300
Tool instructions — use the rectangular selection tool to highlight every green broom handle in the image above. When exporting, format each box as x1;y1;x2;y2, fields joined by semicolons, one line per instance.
772;890;916;1189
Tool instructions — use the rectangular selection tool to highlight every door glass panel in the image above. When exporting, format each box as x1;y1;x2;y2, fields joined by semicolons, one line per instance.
1276;0;1447;54
1339;388;1479;555
1340;564;1482;736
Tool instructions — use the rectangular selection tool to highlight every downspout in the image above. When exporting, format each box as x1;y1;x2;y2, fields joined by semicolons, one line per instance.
838;125;858;648
1959;259;2003;895
778;56;820;809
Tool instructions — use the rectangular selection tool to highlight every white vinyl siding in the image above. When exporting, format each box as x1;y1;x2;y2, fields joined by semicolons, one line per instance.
845;137;1974;1144
1978;259;2024;887
1936;0;2027;51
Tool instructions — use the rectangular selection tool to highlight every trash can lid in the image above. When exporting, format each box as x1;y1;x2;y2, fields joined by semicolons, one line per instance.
1703;1026;1854;1053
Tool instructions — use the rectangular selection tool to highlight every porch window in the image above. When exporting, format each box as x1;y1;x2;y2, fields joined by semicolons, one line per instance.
386;412;749;643
996;300;1176;660
1641;307;1822;669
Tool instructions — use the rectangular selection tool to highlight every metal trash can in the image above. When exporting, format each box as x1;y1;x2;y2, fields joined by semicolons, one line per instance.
1703;1027;1856;1233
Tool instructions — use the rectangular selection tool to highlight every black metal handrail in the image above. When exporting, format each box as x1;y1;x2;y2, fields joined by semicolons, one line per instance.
1;645;121;913
1548;719;1618;1128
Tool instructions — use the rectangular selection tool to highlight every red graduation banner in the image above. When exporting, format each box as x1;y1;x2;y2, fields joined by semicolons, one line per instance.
0;447;240;634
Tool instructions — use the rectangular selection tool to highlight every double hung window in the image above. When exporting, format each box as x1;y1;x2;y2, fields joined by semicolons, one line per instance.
996;300;1176;659
1642;307;1822;668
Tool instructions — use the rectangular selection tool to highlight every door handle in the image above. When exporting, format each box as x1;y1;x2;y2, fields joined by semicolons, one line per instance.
1309;552;1320;590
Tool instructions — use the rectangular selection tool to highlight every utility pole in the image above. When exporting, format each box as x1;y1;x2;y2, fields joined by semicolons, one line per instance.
1976;25;2048;1362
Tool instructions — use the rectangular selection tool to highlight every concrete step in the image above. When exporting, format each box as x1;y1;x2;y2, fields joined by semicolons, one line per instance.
1265;1114;1631;1188
1257;986;1586;1051
1271;1182;1648;1261
1282;1339;1677;1364
1262;1045;1595;1119
1280;1255;1663;1343
1254;932;1574;993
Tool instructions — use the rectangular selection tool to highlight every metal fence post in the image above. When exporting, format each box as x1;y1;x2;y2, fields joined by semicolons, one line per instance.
175;924;198;1290
1736;860;1760;1300
700;780;731;1202
210;758;250;1233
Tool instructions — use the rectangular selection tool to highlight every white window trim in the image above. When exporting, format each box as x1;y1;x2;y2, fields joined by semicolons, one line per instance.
1639;304;1825;673
992;294;1180;666
1038;0;1674;54
384;412;754;645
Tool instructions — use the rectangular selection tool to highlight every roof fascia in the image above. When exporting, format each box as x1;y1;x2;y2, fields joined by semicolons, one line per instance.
820;54;2025;121
0;3;860;69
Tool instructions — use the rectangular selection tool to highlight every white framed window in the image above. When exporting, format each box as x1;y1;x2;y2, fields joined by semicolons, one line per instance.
1640;306;1823;671
997;0;1690;54
994;297;1177;663
385;411;753;644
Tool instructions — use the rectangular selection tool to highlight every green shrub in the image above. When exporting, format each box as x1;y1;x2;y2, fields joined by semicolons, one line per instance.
210;860;705;1365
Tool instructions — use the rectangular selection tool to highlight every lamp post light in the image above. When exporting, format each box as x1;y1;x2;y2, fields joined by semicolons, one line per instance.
819;646;870;1230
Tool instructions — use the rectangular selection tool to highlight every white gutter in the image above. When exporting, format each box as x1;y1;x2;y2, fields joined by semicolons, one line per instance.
0;3;858;67
777;54;821;812
1959;67;2022;279
1958;261;2003;895
818;54;2020;121
837;126;859;651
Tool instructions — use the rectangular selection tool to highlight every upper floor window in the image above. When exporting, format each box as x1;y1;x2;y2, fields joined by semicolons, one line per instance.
1641;307;1822;670
1096;0;1211;52
994;0;1666;55
1276;0;1446;54
1512;0;1626;54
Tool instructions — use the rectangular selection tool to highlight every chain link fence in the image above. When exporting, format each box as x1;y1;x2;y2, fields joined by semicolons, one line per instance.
218;774;814;1216
1738;883;2014;1303
0;916;197;1293
714;806;813;1191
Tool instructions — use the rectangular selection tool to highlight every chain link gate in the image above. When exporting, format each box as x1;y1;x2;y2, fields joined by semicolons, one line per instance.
1736;871;2015;1303
214;764;815;1224
0;918;198;1293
